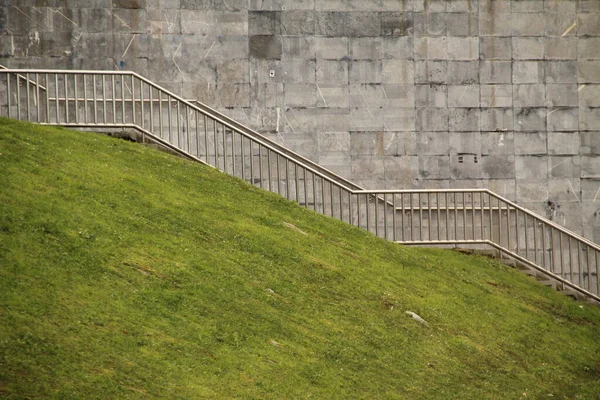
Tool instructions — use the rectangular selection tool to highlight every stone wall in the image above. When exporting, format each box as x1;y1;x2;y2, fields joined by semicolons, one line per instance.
1;0;600;242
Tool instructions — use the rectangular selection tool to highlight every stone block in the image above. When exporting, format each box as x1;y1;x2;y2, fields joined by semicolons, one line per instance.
548;156;581;179
447;85;479;107
421;12;447;36
481;131;514;154
479;61;512;84
382;59;414;84
511;0;544;12
204;34;249;60
282;58;316;83
513;61;545;84
545;61;577;83
480;37;511;60
383;156;419;184
446;13;478;36
449;131;480;154
380;12;414;36
282;37;315;60
317;85;348;108
514;132;547;155
514;107;546;131
283;108;318;132
416;107;448;131
215;59;248;83
417;131;450;155
548;178;581;203
382;37;412;60
349;107;383;131
579;1;600;12
316;60;348;84
480;108;513;131
351;37;383;60
479;12;511;36
181;10;213;35
349;60;382;83
548;108;578;132
548;132;580;155
316;109;351;133
447;36;478;60
317;132;350;153
249;83;283;108
216;83;250;107
480;85;512;108
578;13;600;36
248;11;281;35
414;60;447;84
249;35;282;59
382;84;415;108
382;108;415;131
41;31;74;57
512;37;544;60
582;179;600;203
450;154;482;179
513;84;545;107
579;38;600;60
581;132;600;154
283;83;317;107
315;12;347;36
414;37;447;60
578;61;600;83
113;0;142;8
447;61;478;84
544;37;577;60
419;156;451;180
181;0;213;9
515;156;548;179
449;108;479;131
546;12;577;37
249;59;281;84
346;11;381;37
214;11;248;36
315;37;348;59
480;0;511;13
581;156;600;179
110;8;146;33
351;131;401;156
281;10;315;35
351;155;385;180
396;131;418;155
481;155;515;179
580;107;600;130
349;84;385;108
512;12;545;36
415;84;447;107
516;181;549;202
446;0;478;12
546;84;578;107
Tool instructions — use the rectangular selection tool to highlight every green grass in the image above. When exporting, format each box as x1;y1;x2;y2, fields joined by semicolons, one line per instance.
1;117;599;399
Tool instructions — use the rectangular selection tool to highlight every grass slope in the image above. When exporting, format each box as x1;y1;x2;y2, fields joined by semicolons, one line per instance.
1;117;600;399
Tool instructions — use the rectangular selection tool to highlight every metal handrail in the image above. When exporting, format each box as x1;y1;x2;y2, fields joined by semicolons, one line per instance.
2;68;598;302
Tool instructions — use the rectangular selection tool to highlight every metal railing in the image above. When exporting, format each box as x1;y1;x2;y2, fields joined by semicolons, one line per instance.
1;68;598;302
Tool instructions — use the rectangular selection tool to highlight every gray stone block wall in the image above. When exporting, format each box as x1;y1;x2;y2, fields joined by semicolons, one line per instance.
1;0;600;243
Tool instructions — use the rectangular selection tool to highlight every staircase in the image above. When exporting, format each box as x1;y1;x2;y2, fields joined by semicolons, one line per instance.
1;68;599;304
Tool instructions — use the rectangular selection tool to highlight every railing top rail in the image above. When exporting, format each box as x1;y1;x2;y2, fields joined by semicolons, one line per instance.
0;68;361;192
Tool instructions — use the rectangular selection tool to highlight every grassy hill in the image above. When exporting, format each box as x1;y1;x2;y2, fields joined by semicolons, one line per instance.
1;117;600;399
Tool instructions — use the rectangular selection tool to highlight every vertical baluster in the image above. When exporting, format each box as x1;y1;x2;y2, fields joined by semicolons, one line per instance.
366;193;370;233
36;73;41;122
131;74;136;125
304;168;309;209
515;209;520;257
214;121;219;168
410;193;414;241
83;75;89;124
348;191;353;225
204;115;209;162
121;74;125;123
7;73;11;118
16;73;21;120
488;193;493;244
384;194;389;240
258;146;263;188
223;125;228;173
159;91;164;139
168;95;173;143
548;226;553;272
568;236;573;284
26;73;31;121
187;106;192;154
329;182;334;218
74;74;79;124
64;73;68;123
312;172;317;212
524;213;529;261
375;194;379;238
507;204;512;252
454;193;458;242
92;75;97;124
321;177;326;215
445;192;450;241
393;194;397;242
140;79;144;130
428;193;432;241
400;193;405;241
195;111;200;157
151;86;155;134
231;130;236;176
296;165;301;204
55;73;60;123
286;160;290;199
462;193;467;241
357;192;362;228
240;135;245;181
471;192;476;241
110;75;115;124
249;140;254;185
497;198;502;250
276;154;281;194
436;193;441;241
